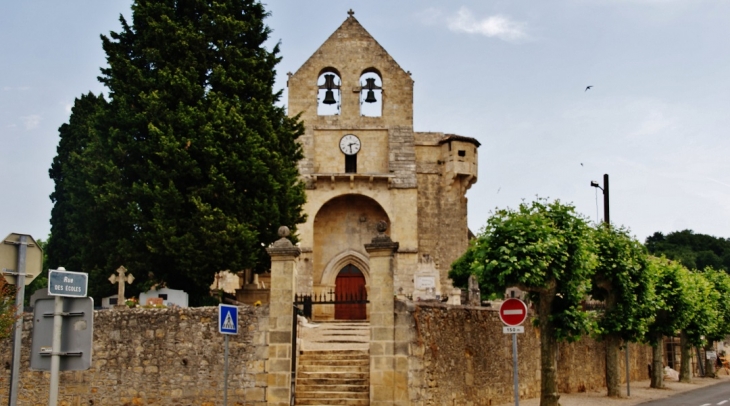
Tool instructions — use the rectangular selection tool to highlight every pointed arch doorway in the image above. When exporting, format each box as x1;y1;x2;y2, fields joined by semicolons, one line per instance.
335;264;367;320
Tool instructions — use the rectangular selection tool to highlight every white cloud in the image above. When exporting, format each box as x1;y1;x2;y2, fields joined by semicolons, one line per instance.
447;7;527;41
20;115;41;130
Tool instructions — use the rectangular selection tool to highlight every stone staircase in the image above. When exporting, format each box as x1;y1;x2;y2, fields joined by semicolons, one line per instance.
294;321;370;406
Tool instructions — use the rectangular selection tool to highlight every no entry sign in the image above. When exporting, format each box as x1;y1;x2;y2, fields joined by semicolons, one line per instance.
499;298;528;326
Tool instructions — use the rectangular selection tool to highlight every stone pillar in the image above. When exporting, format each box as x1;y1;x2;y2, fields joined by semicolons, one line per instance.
365;221;401;405
266;227;301;406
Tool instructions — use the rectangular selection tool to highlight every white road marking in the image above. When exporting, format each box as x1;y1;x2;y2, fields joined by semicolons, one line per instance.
718;401;728;405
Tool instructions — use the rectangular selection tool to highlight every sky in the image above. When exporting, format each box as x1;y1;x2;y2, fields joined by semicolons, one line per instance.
1;0;729;246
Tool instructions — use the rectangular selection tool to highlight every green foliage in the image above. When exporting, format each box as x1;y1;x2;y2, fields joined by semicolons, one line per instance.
449;198;596;340
680;270;719;347
646;230;730;272
645;257;698;343
48;0;305;305
696;267;730;344
26;237;50;303
0;279;18;340
590;224;657;342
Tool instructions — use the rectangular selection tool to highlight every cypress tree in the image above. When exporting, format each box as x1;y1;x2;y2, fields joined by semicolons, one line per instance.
49;0;305;304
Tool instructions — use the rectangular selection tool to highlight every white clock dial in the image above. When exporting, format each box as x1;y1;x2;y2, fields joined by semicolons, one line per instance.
339;134;361;155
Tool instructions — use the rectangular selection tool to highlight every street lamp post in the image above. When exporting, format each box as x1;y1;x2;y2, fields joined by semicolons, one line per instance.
591;174;630;397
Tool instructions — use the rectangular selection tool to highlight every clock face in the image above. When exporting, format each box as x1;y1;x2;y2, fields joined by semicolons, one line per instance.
339;134;361;155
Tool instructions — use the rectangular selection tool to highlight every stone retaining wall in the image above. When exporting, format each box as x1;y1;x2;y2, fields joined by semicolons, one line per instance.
0;306;268;406
399;301;653;406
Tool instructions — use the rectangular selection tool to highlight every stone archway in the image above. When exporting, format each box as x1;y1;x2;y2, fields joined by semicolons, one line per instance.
312;194;389;320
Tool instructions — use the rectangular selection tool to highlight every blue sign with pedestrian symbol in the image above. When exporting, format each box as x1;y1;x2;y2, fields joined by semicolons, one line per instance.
218;304;238;335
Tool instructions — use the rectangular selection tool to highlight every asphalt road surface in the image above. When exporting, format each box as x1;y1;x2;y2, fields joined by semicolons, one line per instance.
639;381;730;406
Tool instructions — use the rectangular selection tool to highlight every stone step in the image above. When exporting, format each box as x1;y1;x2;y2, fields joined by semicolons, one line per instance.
294;394;370;406
298;358;369;366
296;391;369;399
296;384;369;393
296;377;368;386
295;322;370;406
299;364;368;373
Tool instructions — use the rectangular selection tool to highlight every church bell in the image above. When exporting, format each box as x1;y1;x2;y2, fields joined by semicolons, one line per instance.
363;78;379;103
323;90;337;105
321;74;338;104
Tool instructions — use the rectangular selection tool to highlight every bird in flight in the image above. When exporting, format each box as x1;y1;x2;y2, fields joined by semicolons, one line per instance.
585;85;593;92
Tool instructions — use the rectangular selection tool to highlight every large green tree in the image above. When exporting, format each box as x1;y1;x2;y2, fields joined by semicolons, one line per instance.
644;257;696;388
693;267;730;378
48;0;305;304
591;224;657;397
450;199;595;406
646;230;730;272
676;270;717;382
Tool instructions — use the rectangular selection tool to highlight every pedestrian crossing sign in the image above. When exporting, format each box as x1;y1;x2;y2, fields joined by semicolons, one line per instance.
218;304;238;335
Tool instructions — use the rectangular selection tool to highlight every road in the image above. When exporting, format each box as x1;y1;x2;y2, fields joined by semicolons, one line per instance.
639;381;730;406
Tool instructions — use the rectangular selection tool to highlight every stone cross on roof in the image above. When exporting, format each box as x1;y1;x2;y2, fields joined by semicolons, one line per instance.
347;9;355;17
109;265;134;306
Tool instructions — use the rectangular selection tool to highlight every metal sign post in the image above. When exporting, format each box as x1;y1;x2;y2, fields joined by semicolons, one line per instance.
7;234;27;406
500;299;528;406
45;267;90;406
219;304;239;406
2;233;43;406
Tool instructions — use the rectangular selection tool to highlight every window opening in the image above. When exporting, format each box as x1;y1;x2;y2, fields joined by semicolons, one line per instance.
458;150;466;157
317;72;341;116
359;71;382;117
345;155;357;173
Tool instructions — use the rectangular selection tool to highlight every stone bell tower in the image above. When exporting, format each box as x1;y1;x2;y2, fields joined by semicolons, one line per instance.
287;10;479;320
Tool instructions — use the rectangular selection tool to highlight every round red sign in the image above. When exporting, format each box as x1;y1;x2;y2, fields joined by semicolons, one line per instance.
499;298;528;326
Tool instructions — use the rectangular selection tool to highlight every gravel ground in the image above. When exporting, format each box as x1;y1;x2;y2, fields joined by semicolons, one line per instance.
495;373;730;406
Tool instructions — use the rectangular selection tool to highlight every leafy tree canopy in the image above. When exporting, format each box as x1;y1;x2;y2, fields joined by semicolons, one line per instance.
450;198;595;406
646;230;730;272
48;0;305;305
591;224;657;341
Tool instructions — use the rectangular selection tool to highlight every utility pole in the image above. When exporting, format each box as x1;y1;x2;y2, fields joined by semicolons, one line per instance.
591;174;629;396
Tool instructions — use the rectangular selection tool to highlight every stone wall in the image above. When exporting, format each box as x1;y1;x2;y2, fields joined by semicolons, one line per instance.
0;306;269;406
398;301;653;406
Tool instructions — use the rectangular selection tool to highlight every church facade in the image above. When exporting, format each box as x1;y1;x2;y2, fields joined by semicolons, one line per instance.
287;12;479;320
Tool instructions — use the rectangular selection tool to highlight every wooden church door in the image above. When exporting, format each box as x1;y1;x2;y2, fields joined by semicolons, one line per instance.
334;264;367;320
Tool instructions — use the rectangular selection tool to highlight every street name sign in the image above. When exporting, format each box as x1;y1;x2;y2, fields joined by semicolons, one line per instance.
218;304;239;335
499;298;528;327
48;269;88;297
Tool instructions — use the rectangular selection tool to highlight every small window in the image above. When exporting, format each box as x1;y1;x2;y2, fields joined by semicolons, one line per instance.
317;71;341;116
359;71;382;117
458;150;466;157
345;154;357;173
158;294;168;300
109;298;118;305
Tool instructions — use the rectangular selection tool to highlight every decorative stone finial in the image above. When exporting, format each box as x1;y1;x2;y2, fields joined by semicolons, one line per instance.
267;225;301;257
376;220;387;234
347;9;355;17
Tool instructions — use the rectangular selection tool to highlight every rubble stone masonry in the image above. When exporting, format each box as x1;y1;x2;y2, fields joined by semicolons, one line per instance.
0;306;268;406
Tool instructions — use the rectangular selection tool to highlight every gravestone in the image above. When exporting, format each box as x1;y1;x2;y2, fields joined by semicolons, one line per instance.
468;274;481;306
139;287;188;308
101;295;119;309
413;254;441;301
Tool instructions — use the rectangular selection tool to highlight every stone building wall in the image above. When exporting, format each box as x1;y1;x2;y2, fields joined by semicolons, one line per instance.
0;306;269;406
398;301;653;406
